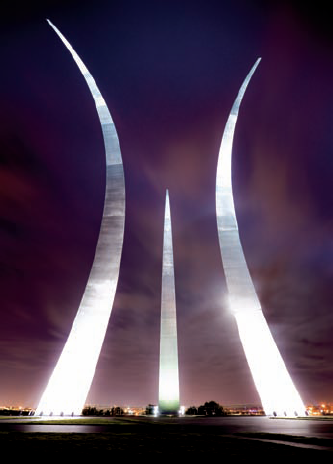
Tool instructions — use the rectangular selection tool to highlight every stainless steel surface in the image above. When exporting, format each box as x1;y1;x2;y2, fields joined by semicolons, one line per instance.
216;58;305;417
158;190;180;414
35;21;125;416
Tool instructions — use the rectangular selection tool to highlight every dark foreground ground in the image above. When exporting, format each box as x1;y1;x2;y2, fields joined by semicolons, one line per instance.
1;415;332;456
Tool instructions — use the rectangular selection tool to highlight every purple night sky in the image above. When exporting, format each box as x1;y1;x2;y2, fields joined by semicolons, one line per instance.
1;1;332;409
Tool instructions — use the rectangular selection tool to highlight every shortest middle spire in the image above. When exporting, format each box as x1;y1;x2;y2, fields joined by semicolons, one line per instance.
158;190;180;415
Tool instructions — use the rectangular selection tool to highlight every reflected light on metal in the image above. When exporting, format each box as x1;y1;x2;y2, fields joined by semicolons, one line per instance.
158;190;180;414
35;20;125;416
216;58;306;417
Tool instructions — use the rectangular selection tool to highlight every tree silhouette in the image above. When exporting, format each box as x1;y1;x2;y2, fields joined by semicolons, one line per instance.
197;401;226;416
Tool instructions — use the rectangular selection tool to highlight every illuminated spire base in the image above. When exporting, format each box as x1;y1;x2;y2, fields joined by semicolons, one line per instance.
235;310;305;417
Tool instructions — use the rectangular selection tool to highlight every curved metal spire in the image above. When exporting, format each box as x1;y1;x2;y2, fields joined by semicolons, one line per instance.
216;58;306;416
35;20;125;416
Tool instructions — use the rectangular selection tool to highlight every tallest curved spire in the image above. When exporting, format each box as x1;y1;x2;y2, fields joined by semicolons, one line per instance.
35;21;125;416
216;58;305;417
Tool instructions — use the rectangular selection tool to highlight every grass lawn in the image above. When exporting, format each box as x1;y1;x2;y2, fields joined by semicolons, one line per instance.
0;416;332;456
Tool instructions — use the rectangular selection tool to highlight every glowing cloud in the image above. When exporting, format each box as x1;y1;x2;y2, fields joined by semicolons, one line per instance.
216;58;306;417
35;20;125;416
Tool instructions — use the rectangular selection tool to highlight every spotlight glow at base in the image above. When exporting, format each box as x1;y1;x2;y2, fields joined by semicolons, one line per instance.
235;310;305;416
216;58;306;417
35;21;125;416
